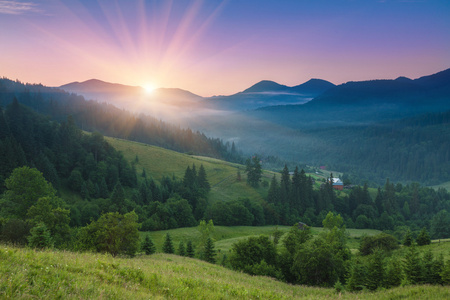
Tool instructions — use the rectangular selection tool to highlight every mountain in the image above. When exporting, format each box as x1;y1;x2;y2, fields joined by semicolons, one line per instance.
291;78;336;94
205;78;335;111
250;68;450;128
60;79;204;123
60;79;202;106
242;80;291;93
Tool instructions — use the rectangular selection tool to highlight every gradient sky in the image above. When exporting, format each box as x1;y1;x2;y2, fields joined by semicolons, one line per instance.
1;0;450;96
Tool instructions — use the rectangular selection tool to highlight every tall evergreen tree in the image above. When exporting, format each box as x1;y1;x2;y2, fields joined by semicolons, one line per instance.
416;227;431;246
110;181;125;212
403;229;413;246
279;165;290;203
245;155;262;187
203;237;216;264
366;250;385;290
197;164;210;193
186;240;195;258
177;241;186;256
403;242;422;284
163;233;175;254
142;234;156;255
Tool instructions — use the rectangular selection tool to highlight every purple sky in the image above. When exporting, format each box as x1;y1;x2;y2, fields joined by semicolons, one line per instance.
1;0;449;96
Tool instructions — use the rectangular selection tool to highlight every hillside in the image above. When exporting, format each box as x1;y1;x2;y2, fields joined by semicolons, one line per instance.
105;136;276;204
2;244;450;299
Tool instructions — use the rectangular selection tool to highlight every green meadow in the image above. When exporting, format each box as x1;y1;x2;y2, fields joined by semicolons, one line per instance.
2;243;450;299
106;136;277;204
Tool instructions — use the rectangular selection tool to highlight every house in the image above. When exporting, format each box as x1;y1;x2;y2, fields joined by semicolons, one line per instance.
297;222;308;230
331;178;344;191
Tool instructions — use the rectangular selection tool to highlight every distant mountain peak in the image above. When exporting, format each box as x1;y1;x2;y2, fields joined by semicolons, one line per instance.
242;80;289;93
291;79;335;94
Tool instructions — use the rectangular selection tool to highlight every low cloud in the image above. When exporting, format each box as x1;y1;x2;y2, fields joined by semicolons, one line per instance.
0;0;41;15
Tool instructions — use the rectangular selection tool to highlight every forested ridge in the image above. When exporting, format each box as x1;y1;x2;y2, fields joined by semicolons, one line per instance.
0;78;242;163
304;111;450;185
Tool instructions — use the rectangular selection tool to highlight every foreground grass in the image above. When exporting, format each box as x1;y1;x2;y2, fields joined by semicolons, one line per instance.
1;244;450;299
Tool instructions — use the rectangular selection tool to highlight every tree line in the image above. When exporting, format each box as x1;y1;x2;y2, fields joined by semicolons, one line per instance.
227;215;450;289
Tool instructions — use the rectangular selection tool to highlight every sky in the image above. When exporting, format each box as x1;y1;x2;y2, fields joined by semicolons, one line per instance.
1;0;450;96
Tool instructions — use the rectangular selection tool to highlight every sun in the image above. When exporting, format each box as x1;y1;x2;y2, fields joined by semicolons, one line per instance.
143;83;157;95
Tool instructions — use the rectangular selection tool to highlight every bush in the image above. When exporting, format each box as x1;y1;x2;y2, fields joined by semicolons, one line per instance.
76;211;140;257
359;233;399;255
28;222;53;249
1;218;30;245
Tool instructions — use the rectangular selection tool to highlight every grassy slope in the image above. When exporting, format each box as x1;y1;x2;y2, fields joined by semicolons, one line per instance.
142;226;382;256
106;137;275;203
2;244;450;299
432;181;450;191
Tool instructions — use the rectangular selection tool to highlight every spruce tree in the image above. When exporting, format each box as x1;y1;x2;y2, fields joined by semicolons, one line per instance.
177;241;186;256
186;240;195;258
384;258;403;288
416;227;431;246
203;237;216;264
403;242;422;284
403;229;413;246
441;259;450;285
142;234;156;255
197;164;210;193
162;233;175;254
346;258;367;291
245;155;262;187
111;181;125;210
366;250;385;290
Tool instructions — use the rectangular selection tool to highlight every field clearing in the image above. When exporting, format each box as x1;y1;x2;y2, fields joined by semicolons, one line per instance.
431;181;450;191
1;244;449;299
141;225;382;255
106;136;278;203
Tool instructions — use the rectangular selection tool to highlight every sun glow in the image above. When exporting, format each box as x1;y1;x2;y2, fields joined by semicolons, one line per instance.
143;83;157;95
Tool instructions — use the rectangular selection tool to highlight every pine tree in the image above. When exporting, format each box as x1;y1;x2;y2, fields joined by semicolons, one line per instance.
403;242;423;284
280;165;290;204
440;259;450;284
346;258;367;291
142;234;156;255
162;233;175;254
416;227;431;246
384;258;403;288
197;164;210;193
177;241;186;256
403;229;413;246
203;237;216;264
110;181;125;210
245;155;262;187
186;240;195;258
366;250;385;290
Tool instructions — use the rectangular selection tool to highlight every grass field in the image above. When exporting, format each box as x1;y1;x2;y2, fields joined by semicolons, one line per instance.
141;225;382;256
106;136;277;203
2;244;450;299
431;181;450;191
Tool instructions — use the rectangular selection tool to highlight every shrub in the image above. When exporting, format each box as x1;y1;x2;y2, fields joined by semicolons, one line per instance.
359;233;399;255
